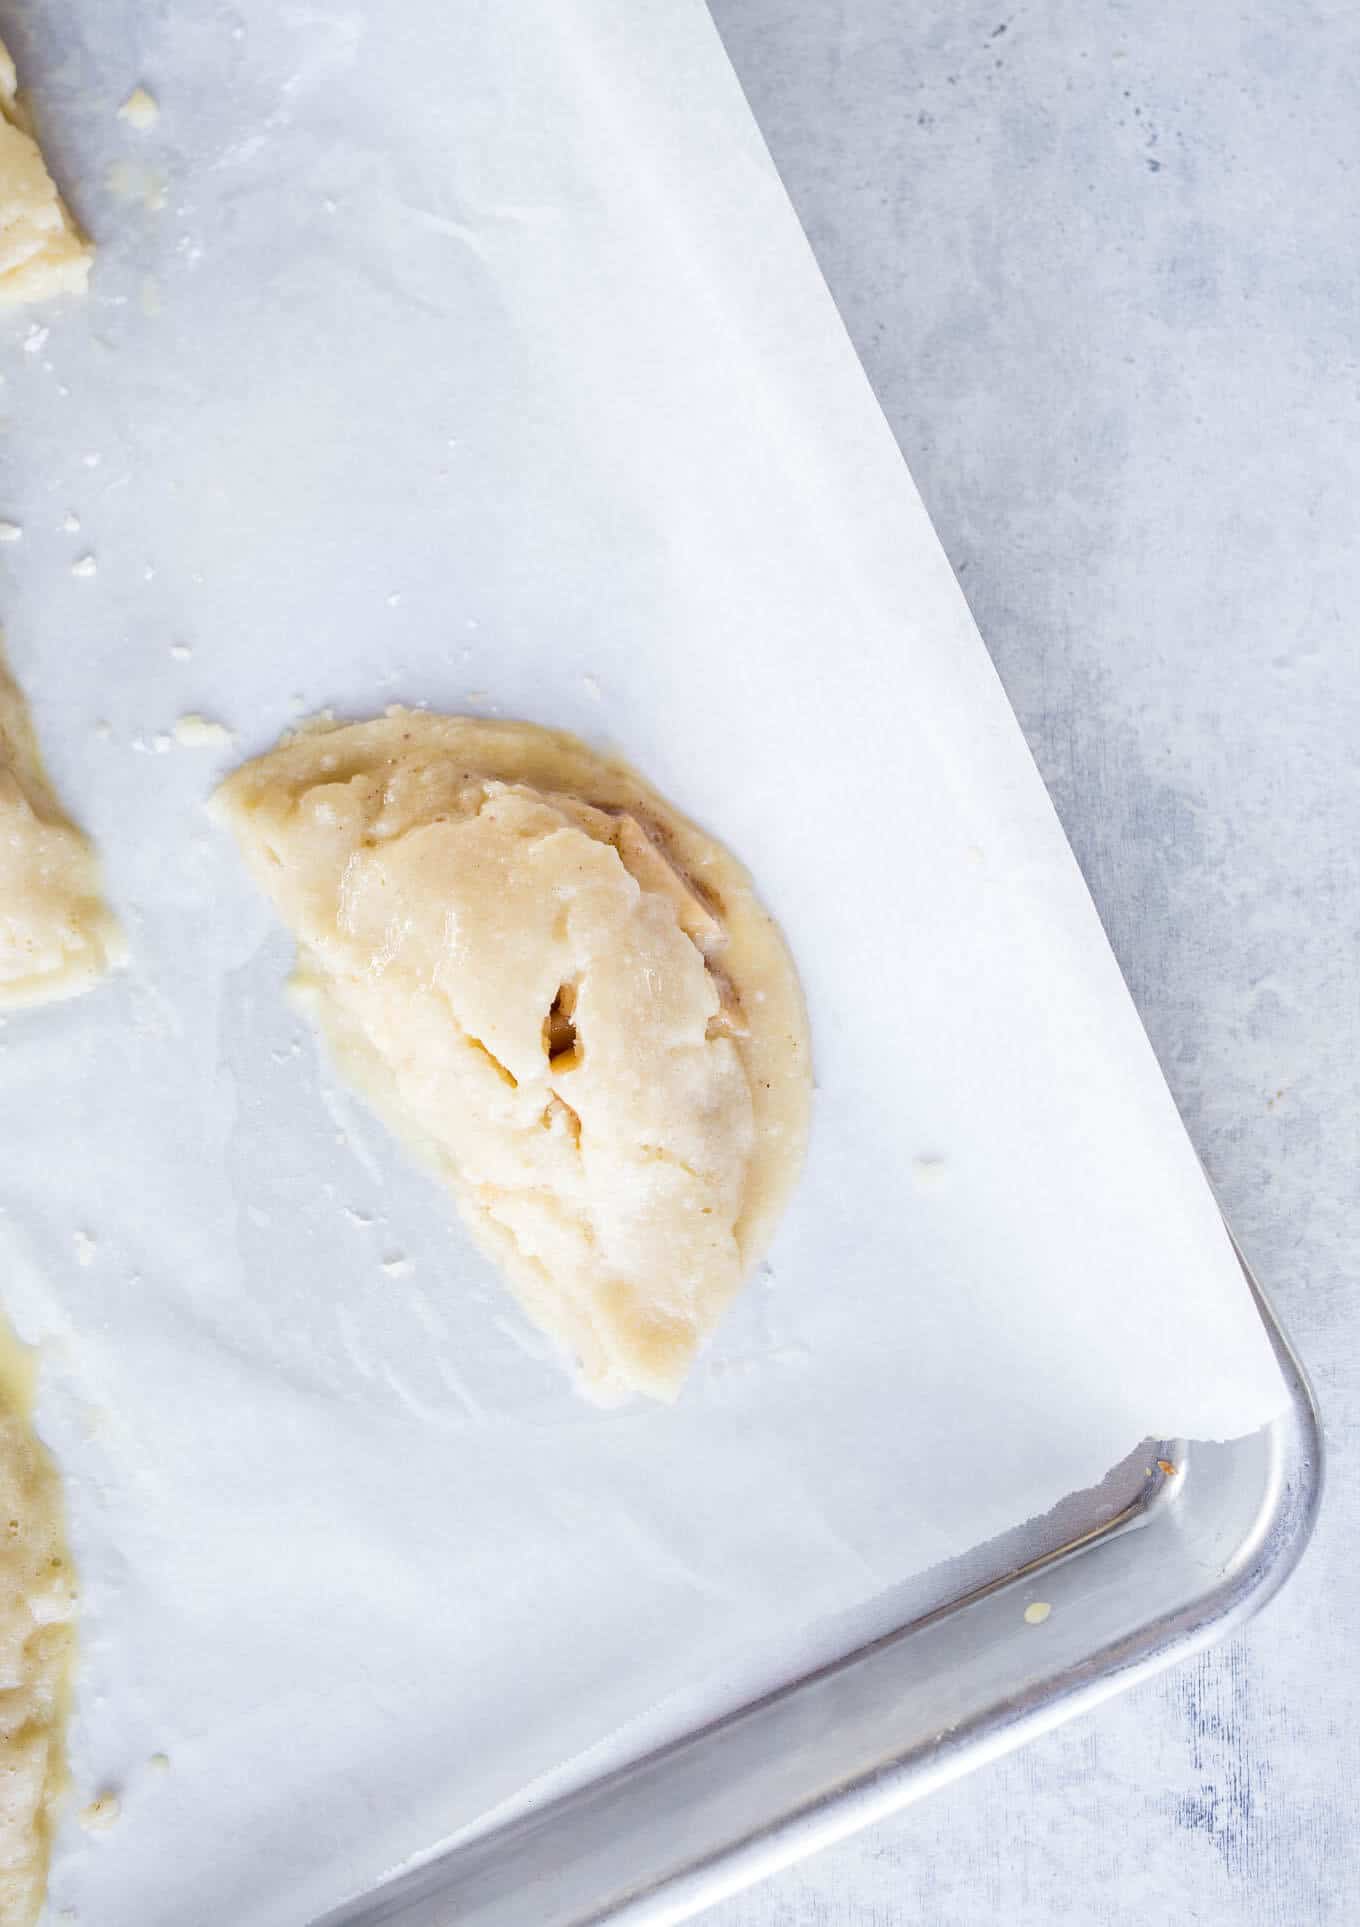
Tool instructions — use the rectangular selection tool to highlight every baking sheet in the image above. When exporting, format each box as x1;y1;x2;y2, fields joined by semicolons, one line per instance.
0;1;1287;1922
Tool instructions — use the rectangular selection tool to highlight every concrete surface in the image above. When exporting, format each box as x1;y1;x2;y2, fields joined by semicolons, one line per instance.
705;2;1358;1922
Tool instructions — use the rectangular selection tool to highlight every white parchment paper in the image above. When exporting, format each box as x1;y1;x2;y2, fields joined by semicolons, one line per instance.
0;1;1287;1921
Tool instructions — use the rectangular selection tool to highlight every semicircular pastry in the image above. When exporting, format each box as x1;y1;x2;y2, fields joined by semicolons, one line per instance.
213;711;811;1402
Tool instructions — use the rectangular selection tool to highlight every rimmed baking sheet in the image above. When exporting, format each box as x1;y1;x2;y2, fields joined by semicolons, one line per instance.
0;3;1296;1922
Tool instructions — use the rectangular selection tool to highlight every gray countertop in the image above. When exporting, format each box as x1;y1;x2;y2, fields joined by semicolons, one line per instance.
706;2;1356;1922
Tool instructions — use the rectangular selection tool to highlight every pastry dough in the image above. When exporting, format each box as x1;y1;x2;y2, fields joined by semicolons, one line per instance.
0;41;91;305
214;713;810;1400
0;1321;76;1927
0;648;123;1006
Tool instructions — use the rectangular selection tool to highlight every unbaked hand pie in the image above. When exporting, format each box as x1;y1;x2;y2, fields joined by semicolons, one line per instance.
0;39;91;305
213;713;811;1400
0;1321;77;1927
0;649;123;1007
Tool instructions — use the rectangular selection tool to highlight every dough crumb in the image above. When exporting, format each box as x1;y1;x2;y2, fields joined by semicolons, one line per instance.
0;41;92;305
61;512;79;534
147;1752;170;1775
911;1154;949;1190
381;1253;413;1279
72;1229;96;1268
1023;1600;1052;1626
78;1791;121;1834
171;713;235;749
168;641;191;661
104;160;165;214
0;521;21;543
117;87;159;132
70;554;96;579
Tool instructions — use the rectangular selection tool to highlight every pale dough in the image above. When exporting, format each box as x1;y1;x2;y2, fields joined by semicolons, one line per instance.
0;1321;76;1927
213;713;811;1400
0;41;91;306
116;87;159;133
0;648;123;1006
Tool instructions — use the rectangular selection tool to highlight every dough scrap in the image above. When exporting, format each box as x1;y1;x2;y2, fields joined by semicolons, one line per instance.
0;1321;76;1927
117;87;159;133
214;713;811;1400
0;41;91;306
0;648;123;1006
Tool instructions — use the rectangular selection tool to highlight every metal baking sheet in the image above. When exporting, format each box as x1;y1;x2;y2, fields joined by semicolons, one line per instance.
0;2;1312;1922
316;1244;1318;1926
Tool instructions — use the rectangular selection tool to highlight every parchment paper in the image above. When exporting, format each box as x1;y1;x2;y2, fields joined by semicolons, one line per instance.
0;2;1287;1921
